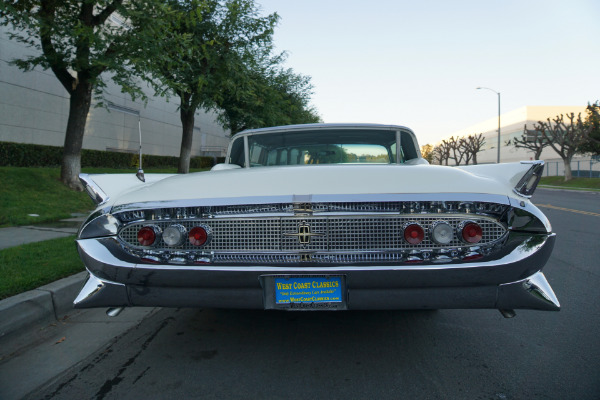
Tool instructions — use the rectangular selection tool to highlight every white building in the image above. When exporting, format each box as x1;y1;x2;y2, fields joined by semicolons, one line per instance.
0;26;230;158
447;105;588;164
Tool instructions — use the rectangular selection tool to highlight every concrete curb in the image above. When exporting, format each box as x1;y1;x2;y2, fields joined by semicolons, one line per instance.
0;272;88;338
538;185;600;193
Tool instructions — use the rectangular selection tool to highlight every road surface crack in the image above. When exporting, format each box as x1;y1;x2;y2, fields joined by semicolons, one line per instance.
94;317;174;400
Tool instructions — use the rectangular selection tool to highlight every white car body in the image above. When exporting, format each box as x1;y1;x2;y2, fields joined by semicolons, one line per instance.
75;124;558;317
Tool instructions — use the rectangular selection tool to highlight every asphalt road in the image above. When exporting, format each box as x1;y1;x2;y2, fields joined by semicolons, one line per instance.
15;189;600;399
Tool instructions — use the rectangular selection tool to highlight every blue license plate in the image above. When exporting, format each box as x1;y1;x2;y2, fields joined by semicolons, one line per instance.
274;276;343;305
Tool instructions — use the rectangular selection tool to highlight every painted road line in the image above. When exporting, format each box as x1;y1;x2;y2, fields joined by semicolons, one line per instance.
536;204;600;217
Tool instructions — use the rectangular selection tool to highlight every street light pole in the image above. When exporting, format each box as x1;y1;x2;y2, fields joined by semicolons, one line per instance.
476;87;501;163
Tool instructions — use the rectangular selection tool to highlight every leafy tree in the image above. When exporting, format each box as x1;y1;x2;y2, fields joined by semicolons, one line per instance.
139;0;280;173
510;126;550;160
577;102;600;155
0;0;169;189
528;112;593;181
216;60;320;134
420;144;434;163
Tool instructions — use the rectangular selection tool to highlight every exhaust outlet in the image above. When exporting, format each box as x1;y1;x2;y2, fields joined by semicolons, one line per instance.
499;309;516;318
106;307;125;317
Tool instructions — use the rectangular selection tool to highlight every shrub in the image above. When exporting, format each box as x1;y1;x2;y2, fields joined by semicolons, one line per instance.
0;141;218;169
0;142;63;167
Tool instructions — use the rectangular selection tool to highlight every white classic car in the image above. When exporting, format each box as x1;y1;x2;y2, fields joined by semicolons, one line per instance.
75;124;559;318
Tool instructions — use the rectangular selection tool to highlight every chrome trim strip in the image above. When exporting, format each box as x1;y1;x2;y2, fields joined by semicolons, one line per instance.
111;193;512;213
76;238;138;270
79;173;109;205
243;135;250;168
396;130;402;164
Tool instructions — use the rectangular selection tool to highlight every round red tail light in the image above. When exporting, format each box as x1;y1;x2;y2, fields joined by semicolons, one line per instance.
462;222;483;243
404;224;424;244
189;226;208;246
137;226;156;246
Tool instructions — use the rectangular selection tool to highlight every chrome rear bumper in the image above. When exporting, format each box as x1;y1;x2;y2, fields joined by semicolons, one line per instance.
74;269;559;311
74;233;559;312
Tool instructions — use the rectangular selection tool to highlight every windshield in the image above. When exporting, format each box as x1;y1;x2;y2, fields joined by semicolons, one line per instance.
229;129;413;167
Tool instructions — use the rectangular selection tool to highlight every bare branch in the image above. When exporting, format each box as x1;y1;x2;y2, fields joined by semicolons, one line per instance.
529;112;591;181
448;136;465;165
461;133;485;165
512;125;549;160
433;140;451;165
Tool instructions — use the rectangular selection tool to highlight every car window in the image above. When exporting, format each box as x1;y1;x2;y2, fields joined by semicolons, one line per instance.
243;129;400;167
228;138;245;167
262;144;390;166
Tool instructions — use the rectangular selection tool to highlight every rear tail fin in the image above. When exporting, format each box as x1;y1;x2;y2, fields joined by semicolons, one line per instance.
79;173;176;206
457;160;545;198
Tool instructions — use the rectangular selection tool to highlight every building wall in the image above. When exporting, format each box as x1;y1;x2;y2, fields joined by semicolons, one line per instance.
446;106;588;164
0;26;230;157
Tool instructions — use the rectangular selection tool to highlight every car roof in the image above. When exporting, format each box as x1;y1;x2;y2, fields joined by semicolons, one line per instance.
229;123;422;161
235;123;415;136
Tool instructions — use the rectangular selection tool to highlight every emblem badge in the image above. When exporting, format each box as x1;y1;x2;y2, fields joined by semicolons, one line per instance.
284;221;324;245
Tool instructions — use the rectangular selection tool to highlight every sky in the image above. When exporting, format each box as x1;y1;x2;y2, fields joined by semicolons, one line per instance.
256;0;600;145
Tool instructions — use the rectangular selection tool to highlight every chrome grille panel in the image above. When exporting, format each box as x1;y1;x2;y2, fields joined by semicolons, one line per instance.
118;215;507;253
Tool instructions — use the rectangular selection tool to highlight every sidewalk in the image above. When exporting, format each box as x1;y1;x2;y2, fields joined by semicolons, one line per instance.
0;215;84;250
0;215;88;338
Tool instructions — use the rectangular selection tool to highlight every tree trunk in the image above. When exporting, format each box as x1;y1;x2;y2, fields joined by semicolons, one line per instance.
60;81;93;190
178;93;196;174
563;158;573;182
472;153;478;165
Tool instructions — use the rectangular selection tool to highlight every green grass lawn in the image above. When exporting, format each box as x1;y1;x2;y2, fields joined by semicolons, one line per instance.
539;176;600;190
0;236;84;300
0;167;93;227
0;166;207;227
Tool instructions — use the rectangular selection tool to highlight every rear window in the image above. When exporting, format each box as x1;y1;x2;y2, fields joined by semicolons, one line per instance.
229;128;417;167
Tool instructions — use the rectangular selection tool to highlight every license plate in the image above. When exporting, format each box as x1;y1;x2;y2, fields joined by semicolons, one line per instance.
262;275;346;310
